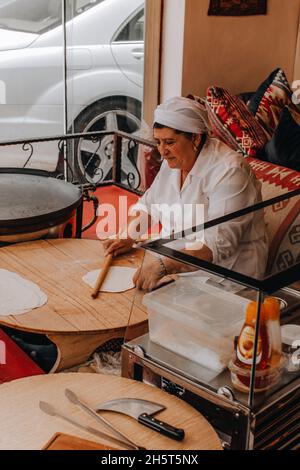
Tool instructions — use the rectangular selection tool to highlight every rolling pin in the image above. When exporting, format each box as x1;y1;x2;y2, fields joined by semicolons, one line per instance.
91;253;113;299
91;234;153;299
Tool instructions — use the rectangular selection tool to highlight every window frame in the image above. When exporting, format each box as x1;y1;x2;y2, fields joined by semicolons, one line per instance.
142;0;163;125
111;6;144;44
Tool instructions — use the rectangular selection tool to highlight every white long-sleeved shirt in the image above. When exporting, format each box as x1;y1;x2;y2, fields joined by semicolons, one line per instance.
131;137;268;279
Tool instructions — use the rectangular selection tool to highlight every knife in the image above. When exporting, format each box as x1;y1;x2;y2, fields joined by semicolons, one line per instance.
95;398;185;441
64;389;143;450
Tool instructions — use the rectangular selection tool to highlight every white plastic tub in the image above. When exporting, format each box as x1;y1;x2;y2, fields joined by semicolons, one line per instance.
143;277;248;373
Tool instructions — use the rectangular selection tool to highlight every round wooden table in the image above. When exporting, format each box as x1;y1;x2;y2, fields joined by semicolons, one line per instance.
0;373;222;450
0;239;147;371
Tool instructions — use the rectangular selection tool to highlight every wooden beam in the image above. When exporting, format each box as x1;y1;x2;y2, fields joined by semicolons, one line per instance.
143;0;164;125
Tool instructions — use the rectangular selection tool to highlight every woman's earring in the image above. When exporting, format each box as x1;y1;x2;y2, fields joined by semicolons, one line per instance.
193;135;201;153
192;135;200;152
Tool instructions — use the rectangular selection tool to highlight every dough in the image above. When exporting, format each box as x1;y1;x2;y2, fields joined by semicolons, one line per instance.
83;266;138;293
0;269;47;316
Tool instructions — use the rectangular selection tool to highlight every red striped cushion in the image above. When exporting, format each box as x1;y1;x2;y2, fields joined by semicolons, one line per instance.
206;87;268;157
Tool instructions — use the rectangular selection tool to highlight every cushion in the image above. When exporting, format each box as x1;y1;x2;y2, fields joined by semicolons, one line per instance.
138;146;162;191
206;86;268;157
246;156;300;274
248;68;293;138
263;106;300;172
134;121;162;192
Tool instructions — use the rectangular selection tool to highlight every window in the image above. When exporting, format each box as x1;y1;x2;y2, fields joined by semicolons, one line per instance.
0;0;105;34
115;9;144;43
0;0;146;182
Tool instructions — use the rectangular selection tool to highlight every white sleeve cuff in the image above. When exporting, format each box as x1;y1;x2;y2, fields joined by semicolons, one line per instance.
202;229;220;264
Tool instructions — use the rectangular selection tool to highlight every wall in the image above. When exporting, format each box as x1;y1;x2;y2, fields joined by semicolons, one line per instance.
160;0;186;101
181;0;300;96
294;19;300;81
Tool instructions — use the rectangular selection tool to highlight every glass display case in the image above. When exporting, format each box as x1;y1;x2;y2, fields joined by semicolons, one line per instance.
123;189;300;450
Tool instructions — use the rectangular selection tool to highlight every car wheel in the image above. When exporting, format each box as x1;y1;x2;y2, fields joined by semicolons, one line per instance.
72;97;141;185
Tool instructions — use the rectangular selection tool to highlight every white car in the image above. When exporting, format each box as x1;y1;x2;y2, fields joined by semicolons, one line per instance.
0;0;144;183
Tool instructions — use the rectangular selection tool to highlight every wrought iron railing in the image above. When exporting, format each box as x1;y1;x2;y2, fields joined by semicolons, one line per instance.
0;131;156;194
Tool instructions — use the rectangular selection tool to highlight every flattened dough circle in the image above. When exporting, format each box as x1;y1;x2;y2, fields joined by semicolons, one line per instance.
0;269;47;316
83;266;138;293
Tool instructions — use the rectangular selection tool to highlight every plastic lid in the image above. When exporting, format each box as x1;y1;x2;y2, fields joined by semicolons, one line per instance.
228;357;285;377
143;277;248;336
281;325;300;346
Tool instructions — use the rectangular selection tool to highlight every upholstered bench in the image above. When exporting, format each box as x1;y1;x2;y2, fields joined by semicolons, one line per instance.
247;157;300;275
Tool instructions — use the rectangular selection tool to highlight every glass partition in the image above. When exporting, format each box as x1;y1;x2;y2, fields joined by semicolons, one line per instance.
0;0;64;170
142;190;300;292
125;190;300;409
0;2;64;139
0;0;145;179
65;0;144;184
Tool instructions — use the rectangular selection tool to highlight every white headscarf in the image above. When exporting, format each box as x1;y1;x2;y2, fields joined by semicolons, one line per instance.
154;96;211;134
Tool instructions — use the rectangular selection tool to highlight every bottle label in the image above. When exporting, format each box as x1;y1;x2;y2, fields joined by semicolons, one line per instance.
237;326;262;365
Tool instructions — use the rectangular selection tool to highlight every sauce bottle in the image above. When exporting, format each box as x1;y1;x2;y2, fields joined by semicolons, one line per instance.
230;298;282;392
236;301;271;371
263;297;282;367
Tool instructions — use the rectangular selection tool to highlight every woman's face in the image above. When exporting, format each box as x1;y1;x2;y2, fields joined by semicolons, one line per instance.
153;127;200;171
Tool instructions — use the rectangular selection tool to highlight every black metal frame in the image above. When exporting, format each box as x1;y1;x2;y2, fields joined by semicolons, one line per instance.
0;130;152;237
142;188;300;294
0;130;152;194
1;130;299;291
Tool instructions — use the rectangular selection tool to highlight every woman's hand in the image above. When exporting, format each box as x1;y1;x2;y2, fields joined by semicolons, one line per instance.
102;237;135;257
133;258;167;292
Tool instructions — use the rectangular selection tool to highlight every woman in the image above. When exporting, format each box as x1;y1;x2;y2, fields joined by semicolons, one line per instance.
103;97;268;291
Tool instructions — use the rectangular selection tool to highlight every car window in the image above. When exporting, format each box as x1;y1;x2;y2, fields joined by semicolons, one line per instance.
114;9;144;43
0;0;105;34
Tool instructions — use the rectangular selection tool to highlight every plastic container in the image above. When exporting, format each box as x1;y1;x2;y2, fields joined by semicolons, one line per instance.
281;325;300;372
143;277;248;373
228;357;285;394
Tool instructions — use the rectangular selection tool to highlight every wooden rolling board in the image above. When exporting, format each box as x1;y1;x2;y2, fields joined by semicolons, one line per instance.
0;374;222;450
0;239;147;334
0;239;148;371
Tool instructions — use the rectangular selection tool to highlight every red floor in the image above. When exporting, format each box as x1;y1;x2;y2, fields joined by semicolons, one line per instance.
0;186;142;384
82;185;139;240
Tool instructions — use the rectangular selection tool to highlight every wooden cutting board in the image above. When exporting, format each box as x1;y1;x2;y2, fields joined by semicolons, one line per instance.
43;433;118;451
0;374;222;450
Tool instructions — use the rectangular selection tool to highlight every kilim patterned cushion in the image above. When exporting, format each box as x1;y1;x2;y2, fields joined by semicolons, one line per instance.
246;156;300;274
206;87;268;157
248;68;293;138
138;146;162;192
